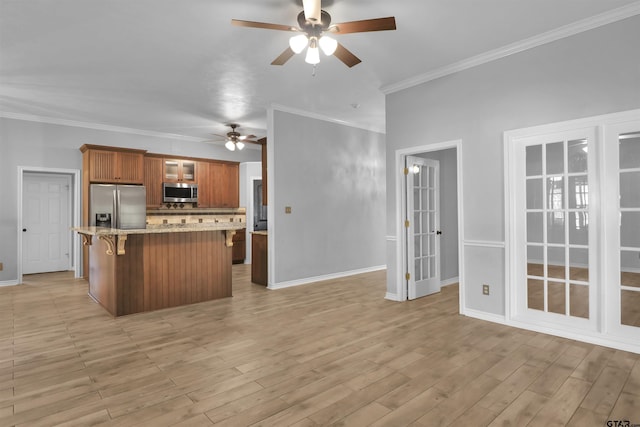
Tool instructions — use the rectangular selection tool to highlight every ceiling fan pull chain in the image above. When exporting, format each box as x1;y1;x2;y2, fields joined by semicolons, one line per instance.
312;64;317;77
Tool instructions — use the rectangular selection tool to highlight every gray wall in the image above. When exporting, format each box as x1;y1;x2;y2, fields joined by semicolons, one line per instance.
0;117;260;282
272;110;386;284
418;148;458;282
385;16;640;313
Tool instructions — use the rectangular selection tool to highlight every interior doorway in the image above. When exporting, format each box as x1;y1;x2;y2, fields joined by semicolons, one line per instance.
396;141;463;308
18;167;81;283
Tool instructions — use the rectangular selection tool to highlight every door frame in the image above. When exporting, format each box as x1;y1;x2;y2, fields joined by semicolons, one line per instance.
394;140;464;310
17;166;81;284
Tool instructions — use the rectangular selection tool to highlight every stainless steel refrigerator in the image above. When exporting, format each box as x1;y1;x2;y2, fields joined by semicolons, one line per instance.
89;184;147;229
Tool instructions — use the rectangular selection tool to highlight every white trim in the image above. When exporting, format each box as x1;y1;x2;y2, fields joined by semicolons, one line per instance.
463;309;507;325
465;308;640;354
270;103;385;134
381;2;640;94
441;276;460;287
266;108;275;288
386;235;397;241
385;292;402;302
268;265;387;290
394;140;464;308
0;280;19;287
1;111;208;142
463;240;505;248
17;167;82;283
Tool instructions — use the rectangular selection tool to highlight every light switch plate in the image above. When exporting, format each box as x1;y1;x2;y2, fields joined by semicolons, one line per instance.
285;206;292;214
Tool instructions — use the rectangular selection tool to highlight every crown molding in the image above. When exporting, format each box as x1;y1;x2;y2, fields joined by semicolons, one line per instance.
270;103;385;134
381;1;640;94
0;111;208;143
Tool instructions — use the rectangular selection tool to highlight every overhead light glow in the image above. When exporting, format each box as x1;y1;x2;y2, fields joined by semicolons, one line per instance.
225;140;236;151
305;46;320;64
236;141;245;150
289;34;308;54
305;37;320;64
319;36;337;56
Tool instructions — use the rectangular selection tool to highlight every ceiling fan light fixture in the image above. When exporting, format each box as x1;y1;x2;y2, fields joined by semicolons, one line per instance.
305;37;320;64
235;141;245;150
319;36;337;56
289;34;308;54
225;140;236;151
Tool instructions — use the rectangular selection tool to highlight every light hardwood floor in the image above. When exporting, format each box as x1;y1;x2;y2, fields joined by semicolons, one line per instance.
1;265;639;426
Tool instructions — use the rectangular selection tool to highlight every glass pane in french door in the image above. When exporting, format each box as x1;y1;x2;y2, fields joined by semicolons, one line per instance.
412;163;436;282
618;131;640;327
525;138;590;318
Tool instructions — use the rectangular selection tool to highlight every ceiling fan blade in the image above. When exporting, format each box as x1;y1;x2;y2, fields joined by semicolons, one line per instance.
271;47;296;66
239;135;257;140
231;19;297;32
333;43;361;68
330;17;396;34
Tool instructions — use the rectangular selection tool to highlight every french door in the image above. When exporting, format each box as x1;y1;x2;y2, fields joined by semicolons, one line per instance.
604;120;640;340
406;156;441;300
512;128;597;329
509;112;640;349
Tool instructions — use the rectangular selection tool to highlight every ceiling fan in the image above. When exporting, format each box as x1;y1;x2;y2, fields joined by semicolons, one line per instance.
211;124;259;151
231;0;396;68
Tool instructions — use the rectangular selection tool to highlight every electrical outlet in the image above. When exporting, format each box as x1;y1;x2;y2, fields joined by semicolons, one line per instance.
482;284;490;295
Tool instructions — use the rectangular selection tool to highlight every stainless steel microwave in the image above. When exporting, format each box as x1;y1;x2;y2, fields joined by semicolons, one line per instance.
163;182;198;203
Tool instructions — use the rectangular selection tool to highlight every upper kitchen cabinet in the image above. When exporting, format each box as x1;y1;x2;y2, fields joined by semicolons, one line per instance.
80;145;146;184
210;162;239;208
195;160;211;207
164;159;196;183
143;156;164;208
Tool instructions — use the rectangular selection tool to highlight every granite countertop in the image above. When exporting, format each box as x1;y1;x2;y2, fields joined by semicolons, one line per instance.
72;222;246;236
251;231;268;236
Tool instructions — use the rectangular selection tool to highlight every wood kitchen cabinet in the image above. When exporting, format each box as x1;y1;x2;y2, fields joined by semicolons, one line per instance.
143;156;164;208
210;162;239;208
195;160;211;207
164;159;196;182
232;229;246;264
80;145;145;184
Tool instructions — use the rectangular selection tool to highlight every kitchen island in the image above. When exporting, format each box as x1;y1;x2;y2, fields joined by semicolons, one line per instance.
73;222;244;316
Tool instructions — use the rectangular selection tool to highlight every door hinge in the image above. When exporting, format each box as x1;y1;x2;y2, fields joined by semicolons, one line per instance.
403;167;409;175
404;220;410;228
405;272;411;281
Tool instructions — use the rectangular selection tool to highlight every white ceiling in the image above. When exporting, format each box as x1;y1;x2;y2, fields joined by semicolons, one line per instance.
2;0;639;142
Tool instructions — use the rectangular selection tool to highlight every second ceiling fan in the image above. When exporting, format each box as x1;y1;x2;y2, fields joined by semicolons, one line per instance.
231;0;396;68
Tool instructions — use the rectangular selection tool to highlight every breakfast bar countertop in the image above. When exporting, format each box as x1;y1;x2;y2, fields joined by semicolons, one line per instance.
72;222;246;236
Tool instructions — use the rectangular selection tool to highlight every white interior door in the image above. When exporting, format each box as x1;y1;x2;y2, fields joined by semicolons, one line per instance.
22;173;71;274
604;121;640;340
406;156;441;300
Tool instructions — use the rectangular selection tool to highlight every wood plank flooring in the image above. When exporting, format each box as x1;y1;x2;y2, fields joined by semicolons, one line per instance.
0;265;639;426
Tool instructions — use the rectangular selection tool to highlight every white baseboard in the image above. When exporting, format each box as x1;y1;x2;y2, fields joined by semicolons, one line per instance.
0;280;19;287
464;308;640;354
385;292;403;302
441;276;460;287
462;308;507;324
268;265;386;290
